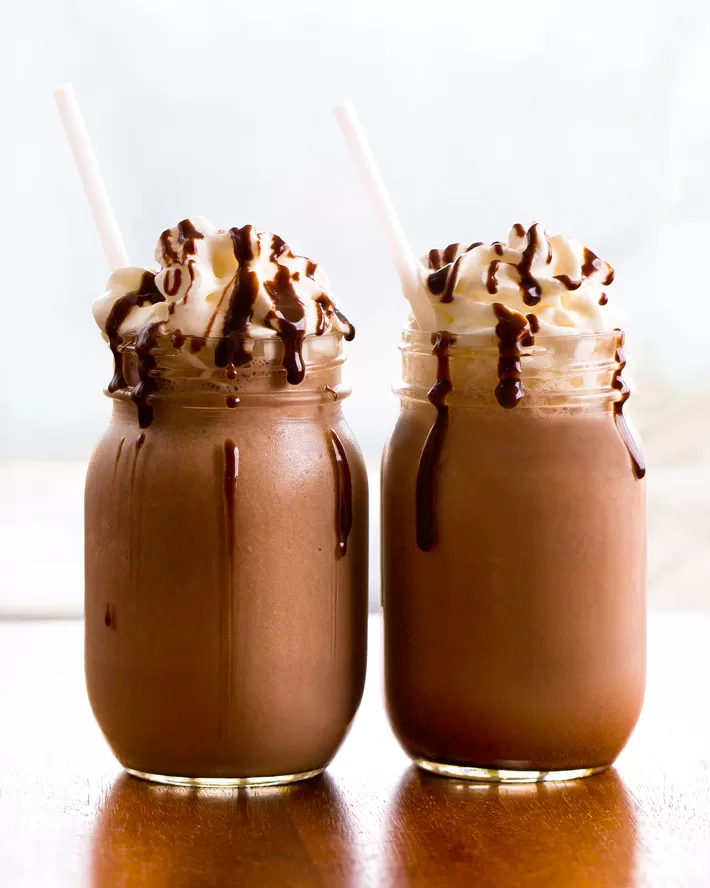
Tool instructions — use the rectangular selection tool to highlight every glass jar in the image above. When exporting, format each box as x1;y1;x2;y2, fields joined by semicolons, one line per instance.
85;333;368;786
382;328;646;783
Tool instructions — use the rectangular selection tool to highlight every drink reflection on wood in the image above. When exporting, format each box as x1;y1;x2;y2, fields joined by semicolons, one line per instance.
91;773;360;887
1;617;710;886
383;768;637;887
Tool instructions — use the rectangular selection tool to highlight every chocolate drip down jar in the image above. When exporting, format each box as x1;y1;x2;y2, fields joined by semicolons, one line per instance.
382;225;647;783
85;219;368;786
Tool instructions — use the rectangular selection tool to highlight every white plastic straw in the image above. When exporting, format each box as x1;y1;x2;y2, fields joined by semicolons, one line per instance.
333;98;434;330
53;83;130;271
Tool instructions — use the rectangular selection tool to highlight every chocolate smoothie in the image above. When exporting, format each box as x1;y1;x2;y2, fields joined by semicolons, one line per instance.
86;219;368;785
382;224;646;781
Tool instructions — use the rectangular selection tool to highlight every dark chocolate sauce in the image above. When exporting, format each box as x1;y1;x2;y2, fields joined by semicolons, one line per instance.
612;332;646;480
269;234;288;262
204;283;232;339
315;292;355;339
170;330;186;350
163;267;182;297
263;265;308;384
554;246;615;292
415;331;456;552
113;436;125;482
493;242;504;257
581;247;600;277
214;226;260;371
314;297;327;336
130;322;162;429
189;336;207;354
305;260;317;279
159;230;178;264
274;323;305;385
104;603;113;628
427;267;449;296
443;243;459;264
425;242;481;298
440;256;463;304
554;274;582;290
493;303;532;409
177;219;205;241
599;293;609;306
527;313;540;334
329;429;353;557
104;271;164;392
582;247;615;285
226;396;239;409
516;225;543;306
486;260;500;295
428;248;443;271
512;223;526;238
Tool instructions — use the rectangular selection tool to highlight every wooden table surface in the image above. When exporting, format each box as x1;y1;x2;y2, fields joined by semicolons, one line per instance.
1;614;710;887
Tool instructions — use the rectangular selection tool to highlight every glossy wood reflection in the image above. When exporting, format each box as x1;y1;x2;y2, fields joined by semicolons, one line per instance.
1;615;710;887
383;769;637;887
92;774;357;887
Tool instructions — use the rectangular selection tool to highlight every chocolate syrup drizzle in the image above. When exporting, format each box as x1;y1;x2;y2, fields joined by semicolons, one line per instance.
427;242;483;298
130;322;163;429
113;436;125;483
553;247;615;292
214;225;260;372
263;264;308;385
415;332;456;552
212;227;354;385
486;260;500;295
425;225;615;309
329;429;353;557
612;332;646;479
517;226;544;305
493;304;535;409
105;272;164;392
425;226;549;306
103;225;355;428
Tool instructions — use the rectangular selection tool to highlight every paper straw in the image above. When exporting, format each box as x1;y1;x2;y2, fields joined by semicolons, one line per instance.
333;98;434;330
53;83;130;270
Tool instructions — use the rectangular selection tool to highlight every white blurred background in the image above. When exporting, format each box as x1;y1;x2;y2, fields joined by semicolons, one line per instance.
1;0;708;614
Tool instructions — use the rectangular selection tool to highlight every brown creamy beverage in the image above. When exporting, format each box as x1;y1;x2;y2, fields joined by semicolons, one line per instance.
85;219;368;785
382;224;646;782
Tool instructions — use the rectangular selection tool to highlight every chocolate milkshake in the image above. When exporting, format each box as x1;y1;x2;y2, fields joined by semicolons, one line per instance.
86;218;368;785
382;224;646;781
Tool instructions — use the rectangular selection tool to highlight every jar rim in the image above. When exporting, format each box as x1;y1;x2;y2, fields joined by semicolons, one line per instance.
401;326;623;350
118;329;345;354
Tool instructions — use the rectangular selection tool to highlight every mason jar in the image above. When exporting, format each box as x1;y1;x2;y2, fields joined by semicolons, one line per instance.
382;328;646;783
85;333;368;786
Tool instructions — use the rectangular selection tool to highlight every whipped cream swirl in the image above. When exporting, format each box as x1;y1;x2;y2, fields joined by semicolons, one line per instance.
418;222;615;337
93;217;354;391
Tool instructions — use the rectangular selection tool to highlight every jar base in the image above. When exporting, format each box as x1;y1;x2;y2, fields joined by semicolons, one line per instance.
413;758;609;784
125;766;324;788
